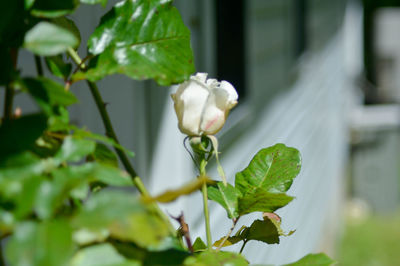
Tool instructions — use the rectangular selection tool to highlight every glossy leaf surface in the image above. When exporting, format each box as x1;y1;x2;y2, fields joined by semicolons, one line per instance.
235;144;301;194
24;21;79;56
238;187;293;215
75;0;195;85
208;182;240;219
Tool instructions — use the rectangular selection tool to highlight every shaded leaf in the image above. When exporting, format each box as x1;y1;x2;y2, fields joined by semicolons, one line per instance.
71;243;140;266
31;0;79;18
283;253;336;266
0;1;27;46
87;142;119;167
0;114;47;159
80;0;107;7
143;176;213;203
74;0;195;85
213;235;242;248
24;21;79;56
208;182;240;219
5;220;74;266
45;55;73;79
235;144;301;194
244;219;280;244
72;190;169;248
21;77;77;114
184;250;248;266
192;237;207;252
238;187;293;215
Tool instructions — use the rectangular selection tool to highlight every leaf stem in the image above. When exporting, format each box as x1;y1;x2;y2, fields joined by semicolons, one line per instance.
239;239;248;254
200;159;212;249
66;48;176;236
34;55;43;76
216;217;239;251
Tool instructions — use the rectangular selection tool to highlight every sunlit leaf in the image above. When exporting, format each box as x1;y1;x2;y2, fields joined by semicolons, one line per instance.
24;21;79;56
283;253;336;266
143;176;213;203
72;190;169;247
5;220;74;266
55;136;96;162
208;182;240;219
184;250;248;266
235;144;301;194
74;0;195;85
238;187;293;215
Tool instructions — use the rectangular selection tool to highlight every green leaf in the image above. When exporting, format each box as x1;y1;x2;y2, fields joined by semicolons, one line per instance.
5;220;74;266
71;243;140;266
55;136;96;162
283;253;336;266
0;209;15;234
238;187;293;215
52;17;81;47
0;1;26;46
31;0;79;18
24;21;79;56
0;113;47;159
143;176;213;203
235;144;301;194
212;235;243;248
25;0;35;9
72;190;169;248
87;143;119;167
45;55;73;79
192;237;207;252
184;251;248;266
74;0;195;85
80;0;107;7
208;182;240;219
21;77;78;114
244;219;280;244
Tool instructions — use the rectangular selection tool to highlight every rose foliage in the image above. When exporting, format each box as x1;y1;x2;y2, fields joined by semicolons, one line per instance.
0;0;335;265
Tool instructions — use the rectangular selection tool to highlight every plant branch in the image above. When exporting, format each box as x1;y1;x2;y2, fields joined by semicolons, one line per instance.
66;48;176;236
200;159;212;250
3;48;18;121
239;239;248;254
216;217;239;251
34;55;43;76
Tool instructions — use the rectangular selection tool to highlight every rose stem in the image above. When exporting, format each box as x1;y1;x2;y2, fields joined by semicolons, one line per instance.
66;48;176;236
200;158;212;249
34;55;43;76
3;48;18;121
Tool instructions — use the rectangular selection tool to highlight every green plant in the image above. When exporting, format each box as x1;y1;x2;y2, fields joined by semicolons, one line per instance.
0;0;335;265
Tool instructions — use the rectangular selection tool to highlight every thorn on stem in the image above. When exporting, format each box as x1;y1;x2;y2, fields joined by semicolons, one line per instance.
170;212;193;253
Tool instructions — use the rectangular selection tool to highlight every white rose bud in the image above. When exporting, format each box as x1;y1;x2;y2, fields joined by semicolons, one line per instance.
171;73;238;136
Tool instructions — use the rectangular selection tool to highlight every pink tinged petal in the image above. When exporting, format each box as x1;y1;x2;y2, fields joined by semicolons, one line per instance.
200;92;226;135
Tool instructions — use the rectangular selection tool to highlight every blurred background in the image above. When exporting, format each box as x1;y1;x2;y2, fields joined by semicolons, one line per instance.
4;0;400;265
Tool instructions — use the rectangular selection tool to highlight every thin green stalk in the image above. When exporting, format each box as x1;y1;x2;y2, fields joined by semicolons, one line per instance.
239;240;248;254
34;55;43;76
216;218;239;250
66;48;176;236
200;159;212;249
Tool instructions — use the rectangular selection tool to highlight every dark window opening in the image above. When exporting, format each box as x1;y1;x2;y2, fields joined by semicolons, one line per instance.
215;0;246;99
